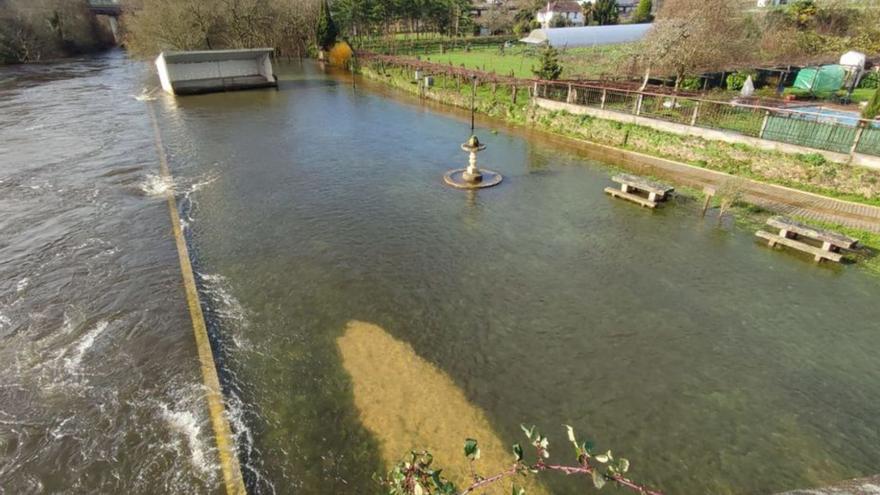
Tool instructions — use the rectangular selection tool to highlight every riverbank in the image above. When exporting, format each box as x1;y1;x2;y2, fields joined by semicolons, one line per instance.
357;63;880;271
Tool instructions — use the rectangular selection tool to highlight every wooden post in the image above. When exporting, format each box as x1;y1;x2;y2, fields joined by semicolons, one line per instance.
635;94;644;116
690;101;701;126
600;88;607;109
701;186;716;217
566;83;573;103
512;84;518;104
759;110;771;139
492;82;497;97
851;122;866;155
533;81;539;99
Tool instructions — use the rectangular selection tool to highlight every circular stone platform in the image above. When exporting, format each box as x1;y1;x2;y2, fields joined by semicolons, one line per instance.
443;169;503;190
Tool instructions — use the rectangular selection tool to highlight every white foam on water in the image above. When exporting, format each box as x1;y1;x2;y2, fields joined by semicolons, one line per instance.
63;320;109;375
16;278;30;293
159;404;214;478
0;312;11;331
226;389;275;494
133;88;157;102
198;273;251;350
187;174;218;194
139;174;174;196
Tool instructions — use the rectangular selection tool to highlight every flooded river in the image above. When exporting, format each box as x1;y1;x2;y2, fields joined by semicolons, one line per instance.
1;51;879;494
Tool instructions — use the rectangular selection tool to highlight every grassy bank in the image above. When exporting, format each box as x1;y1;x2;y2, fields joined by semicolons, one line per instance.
358;63;880;269
417;44;636;79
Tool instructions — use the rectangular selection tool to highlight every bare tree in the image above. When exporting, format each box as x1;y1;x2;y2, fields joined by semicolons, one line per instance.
642;0;747;90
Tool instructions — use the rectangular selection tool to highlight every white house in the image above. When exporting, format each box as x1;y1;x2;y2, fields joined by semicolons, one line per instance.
536;1;585;28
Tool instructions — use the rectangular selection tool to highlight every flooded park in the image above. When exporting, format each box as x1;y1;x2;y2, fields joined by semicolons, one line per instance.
2;51;880;494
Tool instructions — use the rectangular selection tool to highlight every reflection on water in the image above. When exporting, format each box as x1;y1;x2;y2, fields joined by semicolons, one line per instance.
3;53;880;495
338;320;547;494
159;62;880;495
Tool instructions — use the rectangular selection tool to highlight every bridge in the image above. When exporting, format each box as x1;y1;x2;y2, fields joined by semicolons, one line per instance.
88;0;122;17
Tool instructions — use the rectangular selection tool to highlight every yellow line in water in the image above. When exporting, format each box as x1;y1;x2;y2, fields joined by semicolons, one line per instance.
146;103;247;495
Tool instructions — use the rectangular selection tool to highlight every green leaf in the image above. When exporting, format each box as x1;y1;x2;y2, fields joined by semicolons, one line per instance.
513;443;524;462
520;424;535;440
512;485;526;495
594;454;609;463
464;438;480;460
431;469;444;488
619;458;630;473
592;470;607;489
584;440;595;453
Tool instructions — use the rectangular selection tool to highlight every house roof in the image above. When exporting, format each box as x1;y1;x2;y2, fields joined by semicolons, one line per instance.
539;1;582;13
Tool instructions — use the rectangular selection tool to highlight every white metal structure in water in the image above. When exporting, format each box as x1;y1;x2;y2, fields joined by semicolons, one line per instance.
155;48;277;96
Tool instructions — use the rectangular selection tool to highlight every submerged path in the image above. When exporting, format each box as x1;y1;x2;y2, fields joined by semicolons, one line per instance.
584;143;880;233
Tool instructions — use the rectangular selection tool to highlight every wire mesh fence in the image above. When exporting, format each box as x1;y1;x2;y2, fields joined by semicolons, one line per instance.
534;81;879;158
856;128;880;157
762;115;859;154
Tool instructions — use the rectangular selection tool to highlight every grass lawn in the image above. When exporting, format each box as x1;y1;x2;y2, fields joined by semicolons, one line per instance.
419;43;638;79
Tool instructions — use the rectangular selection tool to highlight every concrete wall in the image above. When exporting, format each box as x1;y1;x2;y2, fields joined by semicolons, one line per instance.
166;59;261;82
534;98;880;171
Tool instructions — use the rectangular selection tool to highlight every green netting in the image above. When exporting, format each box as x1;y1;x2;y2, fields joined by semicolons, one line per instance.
793;65;846;94
762;115;857;153
856;127;880;157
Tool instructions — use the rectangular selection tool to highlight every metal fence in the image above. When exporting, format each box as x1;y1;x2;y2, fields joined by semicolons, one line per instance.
538;81;880;158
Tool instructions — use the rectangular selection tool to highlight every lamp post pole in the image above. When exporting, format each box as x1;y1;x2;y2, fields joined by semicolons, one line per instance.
470;75;477;135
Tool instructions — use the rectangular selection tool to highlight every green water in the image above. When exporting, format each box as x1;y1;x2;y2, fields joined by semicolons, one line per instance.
156;63;880;494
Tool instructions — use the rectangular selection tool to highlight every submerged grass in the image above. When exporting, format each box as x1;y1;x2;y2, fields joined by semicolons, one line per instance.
359;63;880;274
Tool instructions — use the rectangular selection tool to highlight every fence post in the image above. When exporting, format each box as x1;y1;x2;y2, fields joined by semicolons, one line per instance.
635;94;644;116
600;88;607;109
759;110;771;139
851;122;866;155
566;83;573;103
512;85;518;104
533;81;539;100
690;101;701;127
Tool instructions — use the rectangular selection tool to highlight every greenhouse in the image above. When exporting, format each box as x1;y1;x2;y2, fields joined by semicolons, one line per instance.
519;24;651;48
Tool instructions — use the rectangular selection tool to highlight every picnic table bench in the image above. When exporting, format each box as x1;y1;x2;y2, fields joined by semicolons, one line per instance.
756;216;858;263
604;174;674;208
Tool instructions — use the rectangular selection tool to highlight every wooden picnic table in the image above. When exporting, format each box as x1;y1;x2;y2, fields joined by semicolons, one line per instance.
756;216;858;263
604;174;675;208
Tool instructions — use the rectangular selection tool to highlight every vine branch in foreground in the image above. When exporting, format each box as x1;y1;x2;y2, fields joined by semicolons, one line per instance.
377;425;664;495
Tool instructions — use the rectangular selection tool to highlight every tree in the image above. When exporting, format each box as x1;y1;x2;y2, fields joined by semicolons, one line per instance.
123;0;322;59
0;0;112;64
589;0;619;25
632;0;653;23
642;0;746;90
532;45;563;80
316;0;338;51
550;14;573;28
863;89;880;120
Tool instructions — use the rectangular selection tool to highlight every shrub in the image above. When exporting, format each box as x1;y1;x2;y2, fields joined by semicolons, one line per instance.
726;71;755;91
680;76;702;91
859;71;879;90
632;0;653;23
863;88;880;120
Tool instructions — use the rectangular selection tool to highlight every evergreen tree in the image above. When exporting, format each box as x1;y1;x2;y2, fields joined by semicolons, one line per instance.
532;45;563;80
632;0;653;23
316;0;338;51
590;0;619;25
